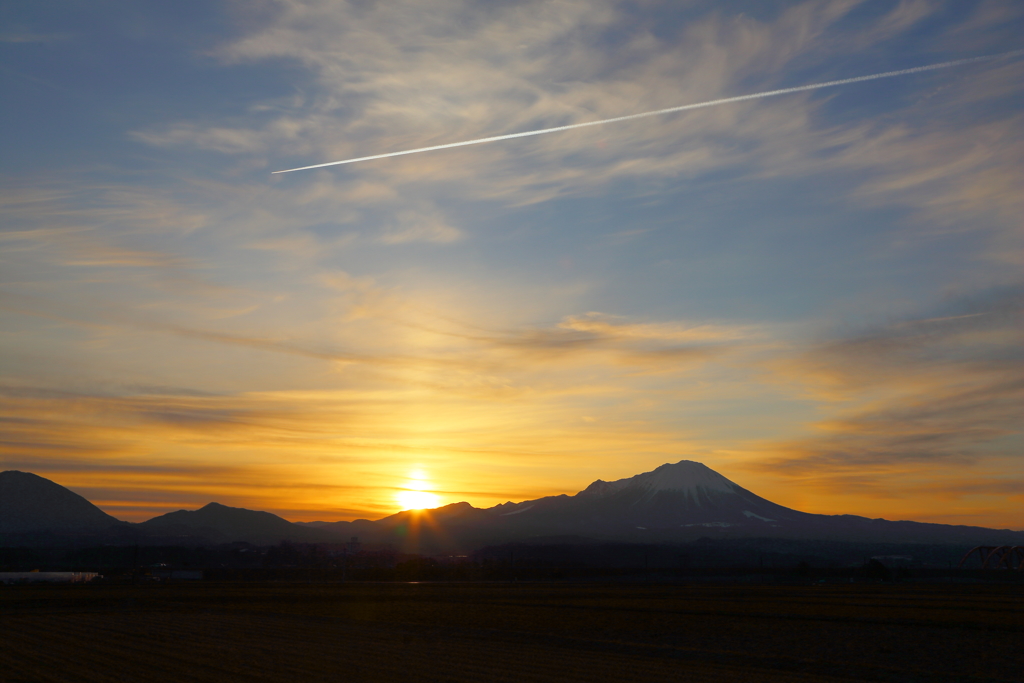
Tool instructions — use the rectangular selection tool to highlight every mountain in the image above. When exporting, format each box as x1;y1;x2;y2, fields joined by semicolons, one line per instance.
317;460;1024;553
0;470;125;534
491;460;805;533
137;502;341;545
475;460;1024;547
339;460;810;551
0;471;341;545
5;463;1022;552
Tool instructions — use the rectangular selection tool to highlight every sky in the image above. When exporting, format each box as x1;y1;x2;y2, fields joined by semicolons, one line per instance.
1;0;1022;528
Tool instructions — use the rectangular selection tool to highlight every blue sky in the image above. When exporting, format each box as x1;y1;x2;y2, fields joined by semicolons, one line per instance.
2;0;1022;526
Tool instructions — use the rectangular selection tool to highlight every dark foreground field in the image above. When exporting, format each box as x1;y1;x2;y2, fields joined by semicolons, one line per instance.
1;582;1021;682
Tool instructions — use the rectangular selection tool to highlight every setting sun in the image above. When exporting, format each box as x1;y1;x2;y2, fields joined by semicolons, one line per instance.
396;490;440;511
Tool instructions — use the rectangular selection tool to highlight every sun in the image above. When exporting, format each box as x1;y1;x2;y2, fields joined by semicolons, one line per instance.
397;489;440;511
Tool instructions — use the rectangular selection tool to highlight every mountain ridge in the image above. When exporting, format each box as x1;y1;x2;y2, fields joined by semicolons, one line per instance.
3;462;1022;551
137;501;339;545
307;460;1024;552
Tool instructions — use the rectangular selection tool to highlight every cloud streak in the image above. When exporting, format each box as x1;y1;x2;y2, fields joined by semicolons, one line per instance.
731;284;1024;524
273;50;1024;173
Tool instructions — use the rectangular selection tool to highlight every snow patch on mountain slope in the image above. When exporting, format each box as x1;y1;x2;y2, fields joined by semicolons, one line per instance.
500;504;534;516
580;460;737;500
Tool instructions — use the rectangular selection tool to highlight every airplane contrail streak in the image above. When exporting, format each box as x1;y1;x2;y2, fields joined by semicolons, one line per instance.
273;50;1023;174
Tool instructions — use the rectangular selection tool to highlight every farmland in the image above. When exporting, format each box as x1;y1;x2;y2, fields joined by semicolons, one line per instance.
1;582;1021;682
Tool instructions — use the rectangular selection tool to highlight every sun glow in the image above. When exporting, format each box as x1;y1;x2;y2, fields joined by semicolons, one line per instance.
395;468;440;510
396;489;440;511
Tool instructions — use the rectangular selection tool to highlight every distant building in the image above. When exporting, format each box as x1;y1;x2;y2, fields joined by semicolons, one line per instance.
347;536;362;554
870;555;912;567
151;569;203;580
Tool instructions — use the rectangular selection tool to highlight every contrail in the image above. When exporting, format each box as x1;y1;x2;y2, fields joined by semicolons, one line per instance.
273;50;1023;174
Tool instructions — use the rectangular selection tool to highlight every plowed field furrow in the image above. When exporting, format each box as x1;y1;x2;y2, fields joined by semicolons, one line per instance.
507;589;1018;614
3;583;1021;683
653;596;1019;620
27;614;328;682
2;618;261;683
463;598;1022;630
0;615;839;683
186;600;1017;680
1;611;853;683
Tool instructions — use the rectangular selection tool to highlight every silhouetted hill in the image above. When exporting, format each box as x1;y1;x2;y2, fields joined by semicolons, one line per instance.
313;501;483;551
138;502;341;545
0;471;124;534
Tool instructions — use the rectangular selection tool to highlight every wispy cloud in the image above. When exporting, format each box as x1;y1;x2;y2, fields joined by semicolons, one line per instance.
133;1;877;196
378;209;463;244
734;284;1024;523
113;0;1024;284
130;124;270;155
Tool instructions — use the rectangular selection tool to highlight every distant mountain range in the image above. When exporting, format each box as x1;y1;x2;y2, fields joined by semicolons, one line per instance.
2;462;1022;551
136;502;338;546
312;461;1024;552
0;470;335;546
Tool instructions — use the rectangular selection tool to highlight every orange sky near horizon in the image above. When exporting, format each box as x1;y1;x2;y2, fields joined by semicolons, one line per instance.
7;379;1020;530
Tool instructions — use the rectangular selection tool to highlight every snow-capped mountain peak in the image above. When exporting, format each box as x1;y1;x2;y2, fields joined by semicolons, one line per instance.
580;460;736;497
